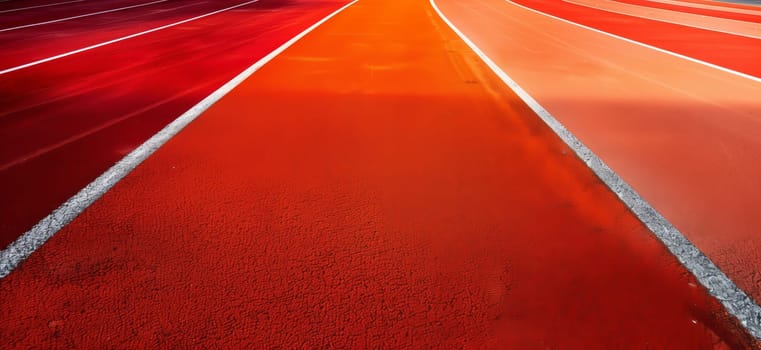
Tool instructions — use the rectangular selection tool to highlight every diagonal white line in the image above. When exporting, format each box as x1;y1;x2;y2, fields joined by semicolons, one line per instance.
429;0;761;340
504;0;761;84
0;0;261;75
0;0;168;33
647;0;761;16
0;0;84;14
563;0;761;40
0;0;360;278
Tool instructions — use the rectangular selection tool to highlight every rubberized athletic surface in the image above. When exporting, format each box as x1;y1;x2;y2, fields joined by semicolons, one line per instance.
2;0;760;347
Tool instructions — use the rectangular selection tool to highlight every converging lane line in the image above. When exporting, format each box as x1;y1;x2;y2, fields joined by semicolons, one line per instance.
429;0;761;339
647;0;761;16
0;0;261;75
0;0;84;14
0;0;169;33
0;0;359;278
505;0;761;83
563;0;761;39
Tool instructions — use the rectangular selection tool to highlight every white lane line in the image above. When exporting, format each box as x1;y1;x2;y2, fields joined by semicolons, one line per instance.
647;0;761;16
507;1;761;83
0;0;84;14
0;0;261;75
0;0;168;33
0;0;359;278
563;0;761;39
429;0;761;339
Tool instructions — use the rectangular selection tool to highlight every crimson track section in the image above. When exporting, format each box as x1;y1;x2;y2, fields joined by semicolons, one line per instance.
0;0;351;248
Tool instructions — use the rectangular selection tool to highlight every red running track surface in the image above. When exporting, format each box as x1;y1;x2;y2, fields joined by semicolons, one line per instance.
0;0;352;248
0;0;757;347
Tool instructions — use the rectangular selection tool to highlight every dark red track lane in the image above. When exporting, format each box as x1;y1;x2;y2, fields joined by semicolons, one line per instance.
0;0;80;12
511;0;761;78
0;0;350;248
0;0;263;69
615;0;761;22
0;0;157;28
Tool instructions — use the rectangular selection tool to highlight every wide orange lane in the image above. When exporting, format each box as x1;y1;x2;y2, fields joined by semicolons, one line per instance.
0;0;755;347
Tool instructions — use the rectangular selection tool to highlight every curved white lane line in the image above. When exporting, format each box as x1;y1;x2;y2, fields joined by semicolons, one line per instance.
429;0;761;339
564;0;761;39
0;0;84;14
506;0;761;83
0;0;359;278
0;0;260;75
0;0;168;33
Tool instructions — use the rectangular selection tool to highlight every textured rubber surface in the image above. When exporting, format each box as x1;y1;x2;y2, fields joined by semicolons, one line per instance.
436;0;761;317
0;0;755;347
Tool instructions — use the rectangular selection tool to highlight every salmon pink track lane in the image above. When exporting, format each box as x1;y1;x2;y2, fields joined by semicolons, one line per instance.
436;0;761;319
0;0;756;347
0;0;350;248
511;0;761;77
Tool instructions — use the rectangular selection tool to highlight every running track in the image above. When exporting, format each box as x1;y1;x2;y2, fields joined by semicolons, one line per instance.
1;0;761;347
0;0;351;248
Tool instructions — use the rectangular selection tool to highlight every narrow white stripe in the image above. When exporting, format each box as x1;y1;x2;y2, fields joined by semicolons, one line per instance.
0;0;359;278
0;0;84;14
429;0;761;339
0;0;261;75
0;0;168;33
506;0;761;84
647;0;761;16
563;0;761;40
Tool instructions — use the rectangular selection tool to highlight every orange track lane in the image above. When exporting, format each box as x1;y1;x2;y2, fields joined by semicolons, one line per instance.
0;0;756;347
437;0;761;311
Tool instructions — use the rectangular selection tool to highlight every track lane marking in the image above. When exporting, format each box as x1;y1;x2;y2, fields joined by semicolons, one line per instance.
0;86;206;173
0;0;261;75
0;0;169;33
429;0;761;339
647;0;761;15
0;0;359;278
564;0;761;39
504;0;761;83
0;0;84;14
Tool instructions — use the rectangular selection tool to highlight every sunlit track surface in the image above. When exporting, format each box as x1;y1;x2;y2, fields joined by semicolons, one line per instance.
0;0;352;247
437;0;761;322
1;0;759;347
1;0;761;347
